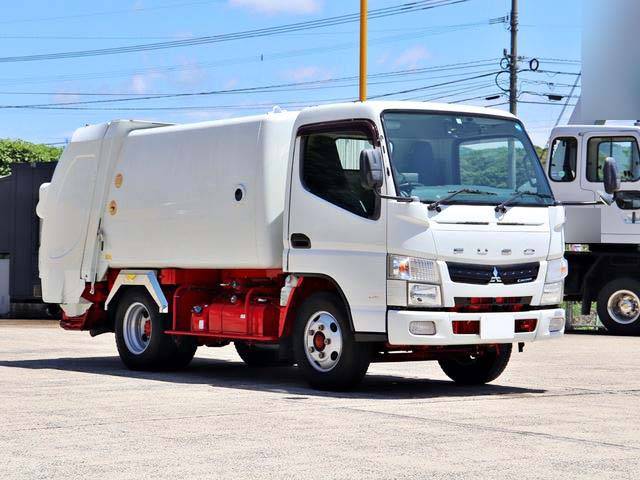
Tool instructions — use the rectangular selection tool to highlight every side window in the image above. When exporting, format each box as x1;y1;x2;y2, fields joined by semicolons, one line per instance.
549;137;577;182
587;136;640;182
301;128;377;219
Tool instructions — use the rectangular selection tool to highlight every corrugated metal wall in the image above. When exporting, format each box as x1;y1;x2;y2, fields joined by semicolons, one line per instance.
0;163;56;301
336;138;371;170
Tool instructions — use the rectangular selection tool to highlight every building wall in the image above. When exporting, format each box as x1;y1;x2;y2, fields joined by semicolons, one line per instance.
0;162;57;301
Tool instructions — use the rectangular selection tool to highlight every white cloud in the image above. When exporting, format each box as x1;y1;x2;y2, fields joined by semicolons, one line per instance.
53;92;81;104
130;74;150;94
223;78;239;89
376;50;391;66
129;71;163;94
174;57;207;85
229;0;322;15
394;45;431;69
286;65;330;82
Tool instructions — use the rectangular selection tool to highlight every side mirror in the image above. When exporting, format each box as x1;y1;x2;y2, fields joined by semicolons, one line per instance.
603;156;621;195
360;148;384;190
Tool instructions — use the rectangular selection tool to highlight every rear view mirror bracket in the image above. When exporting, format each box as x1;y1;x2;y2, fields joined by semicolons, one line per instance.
360;148;416;203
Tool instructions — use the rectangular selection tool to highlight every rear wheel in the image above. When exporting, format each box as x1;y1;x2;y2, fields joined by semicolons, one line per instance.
438;344;512;385
293;293;370;391
115;288;196;370
597;278;640;335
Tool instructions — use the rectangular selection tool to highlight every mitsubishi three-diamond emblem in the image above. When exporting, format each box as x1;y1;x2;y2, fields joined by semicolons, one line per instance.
489;267;503;284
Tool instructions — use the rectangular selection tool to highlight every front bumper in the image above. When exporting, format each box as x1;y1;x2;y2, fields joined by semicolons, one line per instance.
387;307;565;346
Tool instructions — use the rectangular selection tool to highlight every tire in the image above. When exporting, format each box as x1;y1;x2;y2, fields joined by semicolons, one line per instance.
597;278;640;336
115;288;196;370
293;292;371;391
172;336;198;369
234;342;291;367
438;344;512;385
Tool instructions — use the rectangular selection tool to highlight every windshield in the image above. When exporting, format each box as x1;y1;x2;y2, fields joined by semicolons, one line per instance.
381;111;555;207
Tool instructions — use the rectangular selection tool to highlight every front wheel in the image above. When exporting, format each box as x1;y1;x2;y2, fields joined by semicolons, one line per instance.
597;278;640;335
438;344;512;385
293;293;370;391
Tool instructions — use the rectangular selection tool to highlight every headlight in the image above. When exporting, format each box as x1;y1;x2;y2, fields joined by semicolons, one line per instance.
545;258;568;284
541;281;564;305
388;255;440;284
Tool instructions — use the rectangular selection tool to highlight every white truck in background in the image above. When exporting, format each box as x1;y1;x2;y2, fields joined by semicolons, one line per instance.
546;125;640;334
37;101;566;390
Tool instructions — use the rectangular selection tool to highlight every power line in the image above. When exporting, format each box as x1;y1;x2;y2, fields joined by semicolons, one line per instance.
554;72;581;127
521;100;578;106
369;71;500;99
450;93;504;104
403;80;496;101
0;64;498;98
535;70;581;76
0;0;469;64
0;63;500;109
0;20;490;41
0;1;221;25
0;41;495;87
521;91;580;100
0;71;497;111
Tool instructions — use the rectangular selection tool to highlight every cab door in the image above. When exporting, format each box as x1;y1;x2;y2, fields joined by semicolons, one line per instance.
286;121;387;333
582;132;640;241
547;135;600;243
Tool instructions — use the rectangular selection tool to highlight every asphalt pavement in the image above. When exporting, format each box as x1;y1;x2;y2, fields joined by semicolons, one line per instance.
1;320;639;479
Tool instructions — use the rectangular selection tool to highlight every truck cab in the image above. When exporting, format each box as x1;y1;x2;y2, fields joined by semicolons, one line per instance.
287;103;566;346
546;125;640;334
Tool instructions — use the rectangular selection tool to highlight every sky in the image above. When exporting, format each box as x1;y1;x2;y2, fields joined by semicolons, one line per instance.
0;0;581;146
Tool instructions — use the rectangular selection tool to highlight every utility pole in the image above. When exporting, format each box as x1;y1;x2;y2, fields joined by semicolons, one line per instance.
359;0;368;102
509;0;518;115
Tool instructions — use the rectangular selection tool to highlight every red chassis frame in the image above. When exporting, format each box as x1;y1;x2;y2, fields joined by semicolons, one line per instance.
60;268;511;362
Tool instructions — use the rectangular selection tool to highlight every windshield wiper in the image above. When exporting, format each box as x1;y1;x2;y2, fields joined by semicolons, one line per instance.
495;191;554;213
427;189;496;212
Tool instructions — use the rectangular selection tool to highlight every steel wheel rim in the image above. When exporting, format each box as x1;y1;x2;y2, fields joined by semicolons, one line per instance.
123;302;152;354
607;290;640;325
303;311;343;372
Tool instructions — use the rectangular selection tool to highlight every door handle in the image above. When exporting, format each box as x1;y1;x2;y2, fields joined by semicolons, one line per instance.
291;233;311;249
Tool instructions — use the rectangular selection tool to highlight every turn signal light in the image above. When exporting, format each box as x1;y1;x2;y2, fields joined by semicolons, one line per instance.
515;318;538;333
452;320;480;335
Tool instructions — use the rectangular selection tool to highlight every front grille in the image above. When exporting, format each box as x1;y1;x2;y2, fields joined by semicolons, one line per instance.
454;296;532;312
454;297;532;307
447;262;539;285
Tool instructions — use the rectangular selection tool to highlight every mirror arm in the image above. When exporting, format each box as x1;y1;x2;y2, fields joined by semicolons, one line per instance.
556;200;604;206
558;193;615;207
374;189;415;203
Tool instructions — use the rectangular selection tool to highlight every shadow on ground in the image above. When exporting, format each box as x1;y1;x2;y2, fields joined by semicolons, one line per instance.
0;355;546;400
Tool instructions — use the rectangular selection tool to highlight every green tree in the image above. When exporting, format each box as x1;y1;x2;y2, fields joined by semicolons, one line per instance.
0;139;62;176
535;145;548;165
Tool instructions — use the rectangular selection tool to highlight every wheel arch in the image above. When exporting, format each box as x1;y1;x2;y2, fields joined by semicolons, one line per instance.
105;270;168;313
574;253;640;313
284;273;355;335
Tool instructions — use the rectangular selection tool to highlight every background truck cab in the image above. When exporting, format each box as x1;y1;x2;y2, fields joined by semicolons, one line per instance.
547;125;640;334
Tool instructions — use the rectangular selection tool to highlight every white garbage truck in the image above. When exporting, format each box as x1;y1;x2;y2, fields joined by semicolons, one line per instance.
37;101;566;389
546;125;639;334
